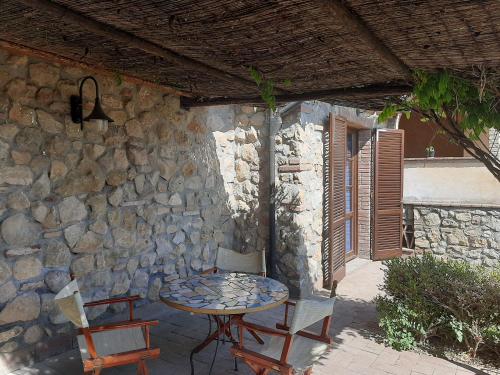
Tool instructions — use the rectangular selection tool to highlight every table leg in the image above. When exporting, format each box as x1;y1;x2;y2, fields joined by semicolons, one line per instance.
190;314;241;375
208;317;223;375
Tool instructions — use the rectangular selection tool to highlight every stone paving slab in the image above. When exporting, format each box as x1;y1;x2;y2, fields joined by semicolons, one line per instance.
9;261;496;375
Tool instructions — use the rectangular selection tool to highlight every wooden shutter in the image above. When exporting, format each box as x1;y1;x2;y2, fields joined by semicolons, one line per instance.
373;129;404;260
329;114;347;282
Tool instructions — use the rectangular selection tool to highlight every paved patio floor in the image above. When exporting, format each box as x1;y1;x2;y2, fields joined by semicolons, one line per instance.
10;260;494;375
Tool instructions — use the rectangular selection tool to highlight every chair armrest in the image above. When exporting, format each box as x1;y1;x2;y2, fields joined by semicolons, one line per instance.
81;320;159;334
231;346;292;371
235;320;293;364
83;295;141;307
201;267;218;275
237;320;289;338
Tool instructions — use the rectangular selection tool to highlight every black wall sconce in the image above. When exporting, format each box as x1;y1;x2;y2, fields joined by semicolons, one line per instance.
70;76;113;131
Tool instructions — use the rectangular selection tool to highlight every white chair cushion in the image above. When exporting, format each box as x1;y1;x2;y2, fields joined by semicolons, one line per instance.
257;335;330;373
77;327;146;360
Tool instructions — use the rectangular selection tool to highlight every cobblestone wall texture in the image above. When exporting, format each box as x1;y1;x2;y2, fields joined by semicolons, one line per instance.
0;48;268;369
411;205;500;266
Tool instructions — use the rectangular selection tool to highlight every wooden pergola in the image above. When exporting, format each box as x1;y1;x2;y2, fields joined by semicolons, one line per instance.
1;0;499;109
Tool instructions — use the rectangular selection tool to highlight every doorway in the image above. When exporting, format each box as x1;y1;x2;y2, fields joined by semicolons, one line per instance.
345;129;358;261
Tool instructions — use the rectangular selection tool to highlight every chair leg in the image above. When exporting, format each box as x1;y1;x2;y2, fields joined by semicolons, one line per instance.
137;360;149;375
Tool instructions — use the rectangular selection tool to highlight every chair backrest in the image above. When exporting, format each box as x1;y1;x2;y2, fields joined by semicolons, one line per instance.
54;279;89;328
289;295;336;334
215;247;266;275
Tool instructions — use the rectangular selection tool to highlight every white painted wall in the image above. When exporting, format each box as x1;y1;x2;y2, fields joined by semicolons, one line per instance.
403;158;500;207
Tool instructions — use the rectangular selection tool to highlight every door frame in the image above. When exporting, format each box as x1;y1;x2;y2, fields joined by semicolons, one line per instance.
345;127;358;262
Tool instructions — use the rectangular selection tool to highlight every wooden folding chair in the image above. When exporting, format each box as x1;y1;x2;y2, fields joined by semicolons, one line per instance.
231;283;337;375
202;247;267;277
55;280;160;375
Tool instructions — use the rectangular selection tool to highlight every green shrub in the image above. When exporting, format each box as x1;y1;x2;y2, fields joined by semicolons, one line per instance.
376;254;500;358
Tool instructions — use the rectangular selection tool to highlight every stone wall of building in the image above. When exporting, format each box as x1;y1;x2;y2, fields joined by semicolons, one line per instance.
357;129;373;259
490;129;500;159
0;48;268;371
273;105;324;298
272;102;382;297
409;205;500;266
210;106;269;254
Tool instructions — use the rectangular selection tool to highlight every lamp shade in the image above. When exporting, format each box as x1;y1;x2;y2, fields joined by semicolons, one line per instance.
83;97;114;123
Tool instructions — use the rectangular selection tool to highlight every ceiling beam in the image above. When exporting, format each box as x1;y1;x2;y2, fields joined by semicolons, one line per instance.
180;84;411;108
319;0;412;79
17;0;265;93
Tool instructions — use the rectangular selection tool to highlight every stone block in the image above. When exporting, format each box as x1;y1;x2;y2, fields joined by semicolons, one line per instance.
0;166;33;185
1;213;40;246
44;240;71;268
58;196;88;225
0;293;40;324
13;256;42;281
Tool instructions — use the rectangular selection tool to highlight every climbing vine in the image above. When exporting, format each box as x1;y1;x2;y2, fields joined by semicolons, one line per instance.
249;67;291;112
379;69;500;182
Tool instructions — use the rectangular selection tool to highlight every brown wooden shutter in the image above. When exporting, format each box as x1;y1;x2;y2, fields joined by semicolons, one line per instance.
373;129;404;260
322;116;332;288
329;114;347;282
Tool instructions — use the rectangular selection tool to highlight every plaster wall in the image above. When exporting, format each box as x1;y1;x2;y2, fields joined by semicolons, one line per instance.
403;158;500;207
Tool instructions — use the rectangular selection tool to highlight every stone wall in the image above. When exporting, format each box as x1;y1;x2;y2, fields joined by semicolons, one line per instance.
409;205;500;266
490;129;500;159
357;129;372;259
272;102;382;297
0;48;268;371
210;106;269;253
273;105;324;297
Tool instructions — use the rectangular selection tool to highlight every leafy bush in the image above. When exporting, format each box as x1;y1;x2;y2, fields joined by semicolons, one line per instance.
376;254;500;358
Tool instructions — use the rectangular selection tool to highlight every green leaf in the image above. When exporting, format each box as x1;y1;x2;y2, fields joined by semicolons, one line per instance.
249;67;262;86
114;72;123;86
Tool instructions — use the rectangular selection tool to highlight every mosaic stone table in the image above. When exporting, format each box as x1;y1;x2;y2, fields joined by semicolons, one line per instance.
160;272;289;375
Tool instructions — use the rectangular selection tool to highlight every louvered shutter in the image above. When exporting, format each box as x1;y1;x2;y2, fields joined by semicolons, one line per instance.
322;117;332;288
373;129;404;260
329;114;346;282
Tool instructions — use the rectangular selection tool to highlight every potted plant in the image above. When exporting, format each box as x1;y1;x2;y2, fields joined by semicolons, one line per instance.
425;145;435;158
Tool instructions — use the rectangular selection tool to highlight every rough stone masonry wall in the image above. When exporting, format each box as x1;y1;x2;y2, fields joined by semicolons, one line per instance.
0;48;268;371
274;105;324;298
411;205;500;266
490;129;500;159
357;129;372;260
273;102;381;297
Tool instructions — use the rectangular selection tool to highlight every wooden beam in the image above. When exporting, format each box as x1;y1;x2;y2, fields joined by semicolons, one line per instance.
17;0;263;93
0;39;190;97
180;84;411;108
319;0;412;79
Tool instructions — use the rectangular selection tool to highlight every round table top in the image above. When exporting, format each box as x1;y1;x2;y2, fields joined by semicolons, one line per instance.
160;273;289;315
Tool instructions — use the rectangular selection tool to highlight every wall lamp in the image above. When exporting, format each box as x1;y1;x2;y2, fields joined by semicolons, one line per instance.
70;76;113;131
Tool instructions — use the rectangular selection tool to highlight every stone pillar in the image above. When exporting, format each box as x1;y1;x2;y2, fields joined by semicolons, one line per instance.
273;104;324;297
357;129;372;259
489;129;500;159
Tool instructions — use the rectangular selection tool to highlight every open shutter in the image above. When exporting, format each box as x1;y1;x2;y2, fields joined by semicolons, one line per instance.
373;129;404;260
329;114;347;282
